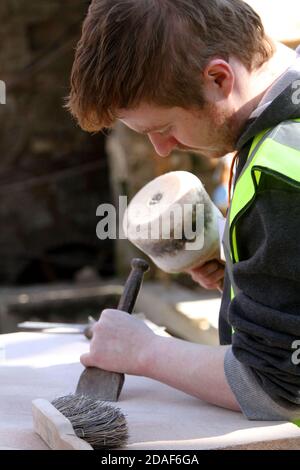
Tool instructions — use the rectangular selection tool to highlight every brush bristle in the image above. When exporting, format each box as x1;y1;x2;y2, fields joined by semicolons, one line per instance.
52;395;129;449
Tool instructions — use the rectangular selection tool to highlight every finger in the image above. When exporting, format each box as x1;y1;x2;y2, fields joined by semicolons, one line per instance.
195;261;220;277
209;267;225;284
204;268;225;289
205;260;225;274
80;353;95;368
191;263;223;283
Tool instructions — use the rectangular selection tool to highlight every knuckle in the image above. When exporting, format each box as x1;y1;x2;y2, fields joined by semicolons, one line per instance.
204;279;216;289
201;280;210;288
206;284;216;290
100;308;115;320
101;308;112;316
201;262;211;272
202;266;214;276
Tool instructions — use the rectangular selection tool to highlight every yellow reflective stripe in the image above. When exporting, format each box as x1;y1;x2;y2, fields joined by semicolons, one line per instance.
230;285;235;300
252;138;300;183
230;120;300;226
254;170;262;185
229;163;255;225
232;226;239;262
229;129;270;225
230;136;300;226
230;288;235;333
248;128;268;155
229;119;300;302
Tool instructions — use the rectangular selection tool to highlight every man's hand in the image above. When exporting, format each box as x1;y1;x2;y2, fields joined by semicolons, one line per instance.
186;259;225;290
80;309;155;375
80;308;240;412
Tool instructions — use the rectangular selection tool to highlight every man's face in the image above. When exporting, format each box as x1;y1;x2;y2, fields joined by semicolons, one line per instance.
118;101;239;159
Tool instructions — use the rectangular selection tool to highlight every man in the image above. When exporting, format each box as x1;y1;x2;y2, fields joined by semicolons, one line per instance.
68;0;300;422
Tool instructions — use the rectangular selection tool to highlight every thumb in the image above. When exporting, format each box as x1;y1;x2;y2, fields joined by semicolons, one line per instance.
80;353;95;368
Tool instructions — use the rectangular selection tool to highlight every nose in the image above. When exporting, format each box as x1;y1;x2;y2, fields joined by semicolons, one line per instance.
148;133;178;157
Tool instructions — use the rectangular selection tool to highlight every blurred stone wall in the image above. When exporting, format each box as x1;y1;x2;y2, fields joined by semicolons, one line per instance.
0;0;115;284
0;0;227;283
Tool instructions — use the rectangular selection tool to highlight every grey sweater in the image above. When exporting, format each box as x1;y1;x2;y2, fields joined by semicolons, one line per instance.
220;56;300;420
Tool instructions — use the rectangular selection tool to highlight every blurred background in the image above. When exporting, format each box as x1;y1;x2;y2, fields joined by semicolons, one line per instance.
0;1;299;341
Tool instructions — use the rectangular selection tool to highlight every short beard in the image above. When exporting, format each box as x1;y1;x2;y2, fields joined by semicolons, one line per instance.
194;102;239;158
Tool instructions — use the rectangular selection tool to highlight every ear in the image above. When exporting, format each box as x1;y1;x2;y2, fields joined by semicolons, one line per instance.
202;59;234;102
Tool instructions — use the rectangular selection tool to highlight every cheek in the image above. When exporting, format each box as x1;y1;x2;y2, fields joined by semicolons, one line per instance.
174;126;204;145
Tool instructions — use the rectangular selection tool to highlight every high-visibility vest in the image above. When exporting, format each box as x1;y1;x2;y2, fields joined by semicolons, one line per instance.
222;118;300;426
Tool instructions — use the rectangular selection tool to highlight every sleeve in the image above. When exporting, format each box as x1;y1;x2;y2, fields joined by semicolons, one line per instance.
224;179;300;420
